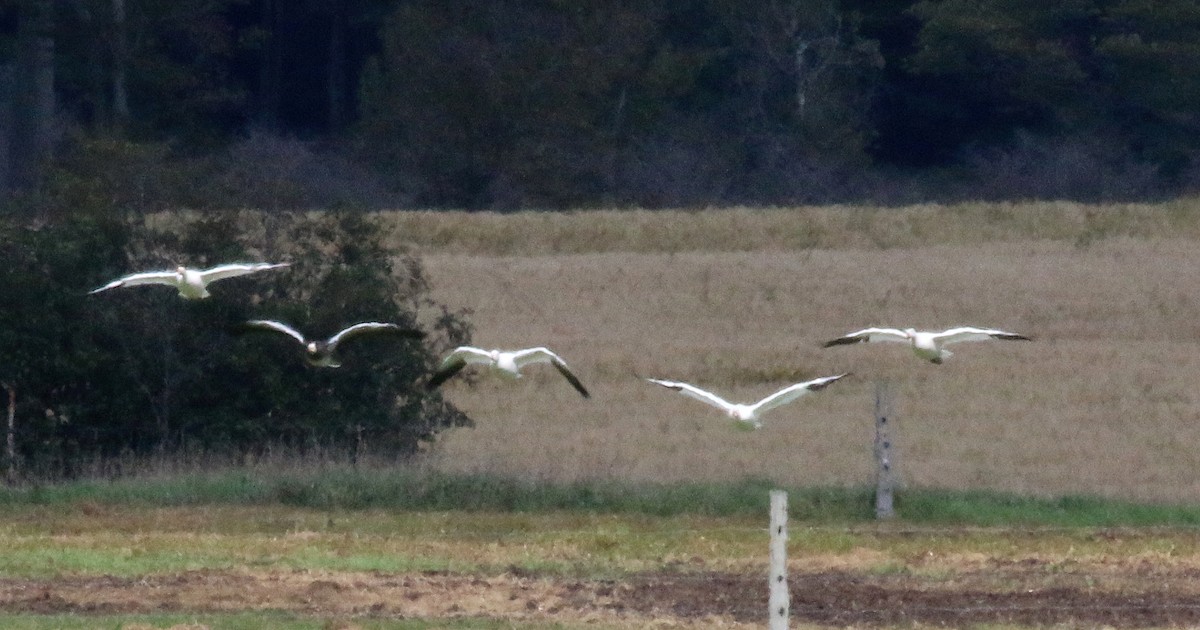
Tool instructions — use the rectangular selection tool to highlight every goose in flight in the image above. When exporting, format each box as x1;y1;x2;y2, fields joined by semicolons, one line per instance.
242;319;424;368
426;346;590;398
646;374;848;429
89;263;289;299
822;326;1032;364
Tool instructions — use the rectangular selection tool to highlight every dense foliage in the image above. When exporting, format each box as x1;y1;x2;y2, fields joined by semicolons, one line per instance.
0;208;472;479
3;0;1200;208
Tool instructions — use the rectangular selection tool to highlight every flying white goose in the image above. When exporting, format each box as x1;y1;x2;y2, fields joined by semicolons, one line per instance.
426;346;590;398
646;374;848;429
822;326;1032;364
89;262;289;299
243;319;424;368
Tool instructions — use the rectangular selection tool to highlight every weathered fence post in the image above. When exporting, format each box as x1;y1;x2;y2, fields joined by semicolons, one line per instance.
3;383;15;486
768;490;789;629
874;381;896;520
353;423;365;468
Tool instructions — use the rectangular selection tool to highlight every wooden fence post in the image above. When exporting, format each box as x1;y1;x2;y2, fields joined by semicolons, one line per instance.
768;490;789;629
874;381;896;520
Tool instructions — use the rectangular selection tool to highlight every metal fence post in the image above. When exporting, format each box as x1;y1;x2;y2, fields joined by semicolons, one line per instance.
769;489;789;629
874;381;896;520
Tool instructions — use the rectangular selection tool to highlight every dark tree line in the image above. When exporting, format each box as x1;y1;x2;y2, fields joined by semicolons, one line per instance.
3;0;1200;209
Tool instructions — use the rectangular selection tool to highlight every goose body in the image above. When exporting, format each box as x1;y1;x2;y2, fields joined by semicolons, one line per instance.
646;373;848;429
90;262;289;299
823;326;1031;364
244;319;423;368
427;346;590;398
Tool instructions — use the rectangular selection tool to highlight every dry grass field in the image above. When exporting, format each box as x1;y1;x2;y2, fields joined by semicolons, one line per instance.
387;202;1200;504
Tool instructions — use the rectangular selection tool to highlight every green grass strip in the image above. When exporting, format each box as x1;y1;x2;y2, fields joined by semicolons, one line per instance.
1;468;1198;527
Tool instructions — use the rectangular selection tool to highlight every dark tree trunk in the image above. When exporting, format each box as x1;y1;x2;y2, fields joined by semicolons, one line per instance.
111;0;130;128
0;63;13;191
327;0;349;130
257;0;281;130
10;0;57;194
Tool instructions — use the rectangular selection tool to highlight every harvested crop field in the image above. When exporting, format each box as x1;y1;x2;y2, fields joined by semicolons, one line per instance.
410;209;1200;503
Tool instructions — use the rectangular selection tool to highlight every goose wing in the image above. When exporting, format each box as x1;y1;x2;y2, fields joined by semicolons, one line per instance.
88;270;178;294
327;322;424;349
510;348;589;397
443;346;499;366
752;373;849;414
425;347;494;391
822;328;910;347
509;347;566;368
646;379;736;414
932;326;1032;345
243;319;307;345
199;262;289;283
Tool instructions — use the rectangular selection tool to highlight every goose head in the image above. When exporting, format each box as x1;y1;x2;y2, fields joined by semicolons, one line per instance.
303;341;339;367
728;405;757;424
731;411;761;431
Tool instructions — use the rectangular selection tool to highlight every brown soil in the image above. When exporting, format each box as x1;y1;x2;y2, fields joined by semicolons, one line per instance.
3;567;1199;627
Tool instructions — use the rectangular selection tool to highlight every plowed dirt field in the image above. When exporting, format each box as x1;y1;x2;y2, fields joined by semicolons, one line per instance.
4;565;1200;627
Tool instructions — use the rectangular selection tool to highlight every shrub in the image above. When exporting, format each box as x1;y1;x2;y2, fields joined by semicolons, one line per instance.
0;207;472;480
208;130;405;212
963;133;1162;202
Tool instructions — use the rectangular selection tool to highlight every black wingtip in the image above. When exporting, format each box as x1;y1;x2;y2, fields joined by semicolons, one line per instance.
552;361;591;398
231;321;265;335
425;358;466;392
425;370;453;392
567;374;592;399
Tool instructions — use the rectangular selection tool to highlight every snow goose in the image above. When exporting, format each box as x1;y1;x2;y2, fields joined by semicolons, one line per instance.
89;263;289;299
646;374;848;429
426;346;590;398
243;320;424;368
822;326;1031;364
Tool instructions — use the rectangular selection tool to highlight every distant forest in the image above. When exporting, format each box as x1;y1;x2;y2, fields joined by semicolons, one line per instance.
3;0;1200;210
